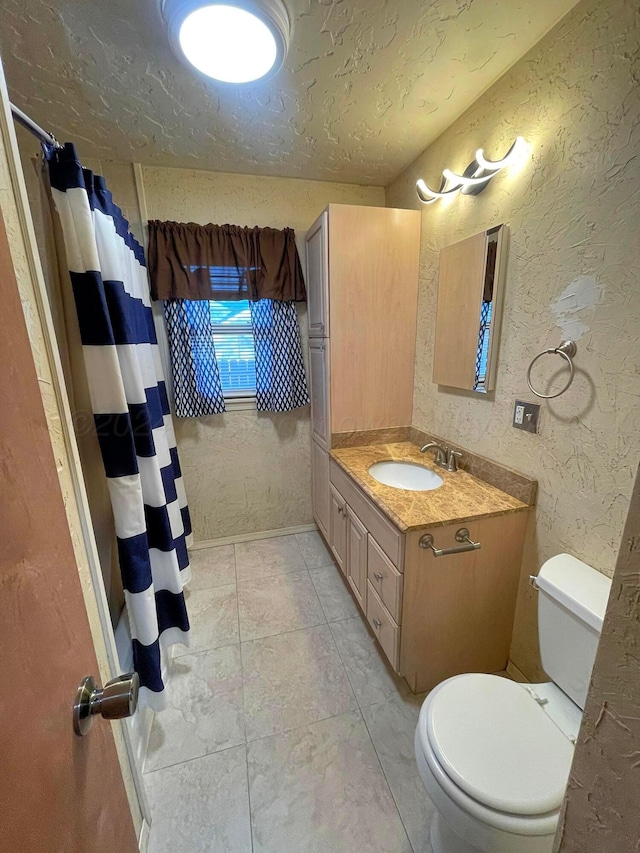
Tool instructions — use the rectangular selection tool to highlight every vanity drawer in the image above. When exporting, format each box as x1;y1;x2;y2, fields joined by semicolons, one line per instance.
330;459;404;568
367;537;403;623
366;582;400;672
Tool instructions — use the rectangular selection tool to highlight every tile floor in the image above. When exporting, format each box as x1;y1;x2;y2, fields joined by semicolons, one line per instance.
144;531;435;853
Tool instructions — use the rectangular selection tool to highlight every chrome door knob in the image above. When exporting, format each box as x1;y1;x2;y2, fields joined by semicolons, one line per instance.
73;672;140;737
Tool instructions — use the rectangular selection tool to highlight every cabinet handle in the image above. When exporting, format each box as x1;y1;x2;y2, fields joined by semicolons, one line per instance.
372;618;382;630
419;527;481;558
373;572;384;582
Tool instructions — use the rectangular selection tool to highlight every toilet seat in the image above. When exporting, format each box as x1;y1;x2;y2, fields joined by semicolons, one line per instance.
416;674;574;835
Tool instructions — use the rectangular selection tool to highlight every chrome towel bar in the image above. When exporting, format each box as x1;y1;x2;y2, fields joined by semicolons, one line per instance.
419;528;481;557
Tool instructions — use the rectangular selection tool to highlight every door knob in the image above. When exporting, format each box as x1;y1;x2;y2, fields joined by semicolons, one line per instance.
73;672;140;737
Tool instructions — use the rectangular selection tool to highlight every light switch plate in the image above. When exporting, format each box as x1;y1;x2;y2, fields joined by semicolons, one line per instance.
513;400;540;434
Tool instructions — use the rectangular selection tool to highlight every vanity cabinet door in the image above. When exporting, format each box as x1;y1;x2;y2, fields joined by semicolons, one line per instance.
366;582;400;672
305;211;329;338
309;339;330;449
329;486;347;575
367;536;403;623
311;439;330;541
346;506;367;609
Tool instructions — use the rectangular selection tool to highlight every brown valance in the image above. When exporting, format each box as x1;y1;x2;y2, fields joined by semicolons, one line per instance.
148;220;306;302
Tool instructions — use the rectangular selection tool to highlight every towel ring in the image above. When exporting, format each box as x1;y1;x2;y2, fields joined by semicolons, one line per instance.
526;340;577;399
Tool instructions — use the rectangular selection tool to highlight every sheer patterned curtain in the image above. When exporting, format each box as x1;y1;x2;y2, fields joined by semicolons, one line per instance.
47;144;191;710
250;300;309;411
163;299;226;417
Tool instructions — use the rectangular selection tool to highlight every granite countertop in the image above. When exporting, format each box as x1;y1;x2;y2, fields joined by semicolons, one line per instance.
330;441;530;532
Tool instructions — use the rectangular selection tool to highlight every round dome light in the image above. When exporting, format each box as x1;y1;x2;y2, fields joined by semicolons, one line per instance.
163;1;289;84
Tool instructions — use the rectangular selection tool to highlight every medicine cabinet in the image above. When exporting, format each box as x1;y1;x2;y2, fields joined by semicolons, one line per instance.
432;225;508;393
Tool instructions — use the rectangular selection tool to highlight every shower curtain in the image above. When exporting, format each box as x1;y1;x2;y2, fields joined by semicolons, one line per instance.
47;143;191;710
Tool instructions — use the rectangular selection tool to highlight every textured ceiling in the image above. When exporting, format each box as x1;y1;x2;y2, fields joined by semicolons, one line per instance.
1;0;579;185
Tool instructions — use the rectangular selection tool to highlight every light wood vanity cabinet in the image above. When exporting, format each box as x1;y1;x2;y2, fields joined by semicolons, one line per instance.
400;512;528;693
311;439;330;541
308;339;330;449
328;458;528;694
306;210;329;338
329;485;347;574
346;506;367;609
305;204;421;537
367;537;403;623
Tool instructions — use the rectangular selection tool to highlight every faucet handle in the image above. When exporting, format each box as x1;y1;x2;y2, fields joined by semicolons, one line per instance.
446;449;462;472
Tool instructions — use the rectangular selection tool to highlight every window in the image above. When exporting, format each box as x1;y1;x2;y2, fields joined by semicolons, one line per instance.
209;300;256;397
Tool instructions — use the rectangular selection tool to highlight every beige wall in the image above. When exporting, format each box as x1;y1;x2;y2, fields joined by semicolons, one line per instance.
386;0;640;679
555;464;640;850
142;166;384;541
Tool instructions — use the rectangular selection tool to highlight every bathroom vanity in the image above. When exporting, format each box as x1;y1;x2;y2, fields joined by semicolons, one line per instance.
327;441;533;694
305;203;534;694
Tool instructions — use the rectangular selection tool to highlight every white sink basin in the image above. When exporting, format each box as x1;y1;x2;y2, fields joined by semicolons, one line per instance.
368;461;443;491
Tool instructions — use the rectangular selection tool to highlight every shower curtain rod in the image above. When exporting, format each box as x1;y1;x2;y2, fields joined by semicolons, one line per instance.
10;102;62;149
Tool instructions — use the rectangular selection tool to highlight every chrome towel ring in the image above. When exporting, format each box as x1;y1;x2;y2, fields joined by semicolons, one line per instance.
526;340;577;399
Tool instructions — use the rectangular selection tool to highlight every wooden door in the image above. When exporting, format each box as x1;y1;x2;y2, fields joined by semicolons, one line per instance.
327;204;421;433
308;338;330;449
305;210;329;337
346;506;368;609
0;209;138;853
329;485;347;575
432;230;488;390
311;439;330;541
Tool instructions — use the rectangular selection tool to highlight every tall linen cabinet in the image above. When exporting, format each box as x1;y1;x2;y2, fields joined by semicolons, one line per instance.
305;204;421;542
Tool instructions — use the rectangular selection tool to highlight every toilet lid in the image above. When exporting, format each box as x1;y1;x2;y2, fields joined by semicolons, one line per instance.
426;674;574;815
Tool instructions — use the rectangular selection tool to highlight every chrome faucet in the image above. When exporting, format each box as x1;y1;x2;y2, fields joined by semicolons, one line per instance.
420;442;462;473
420;442;447;467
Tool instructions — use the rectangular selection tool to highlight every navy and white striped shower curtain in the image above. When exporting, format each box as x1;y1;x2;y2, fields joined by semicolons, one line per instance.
48;144;191;710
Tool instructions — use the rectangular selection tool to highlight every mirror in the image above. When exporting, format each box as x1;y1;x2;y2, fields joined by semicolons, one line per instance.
432;224;507;393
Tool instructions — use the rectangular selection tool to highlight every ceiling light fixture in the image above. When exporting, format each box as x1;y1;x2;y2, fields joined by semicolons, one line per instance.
416;137;526;204
163;0;290;84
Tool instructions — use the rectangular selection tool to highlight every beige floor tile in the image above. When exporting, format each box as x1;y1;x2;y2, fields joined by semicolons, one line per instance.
146;746;251;853
329;615;412;708
188;544;236;590
145;645;245;773
237;570;325;642
176;584;239;657
241;624;356;741
296;529;334;569
247;710;412;853
310;564;360;622
235;534;305;581
361;691;435;853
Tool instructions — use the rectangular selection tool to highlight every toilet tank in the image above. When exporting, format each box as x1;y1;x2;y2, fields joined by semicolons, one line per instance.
537;554;612;710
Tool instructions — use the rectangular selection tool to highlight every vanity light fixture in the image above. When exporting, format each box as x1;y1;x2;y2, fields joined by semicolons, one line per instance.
163;0;290;84
416;137;526;204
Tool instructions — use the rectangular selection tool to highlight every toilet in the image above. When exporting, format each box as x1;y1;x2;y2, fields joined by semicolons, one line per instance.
414;554;612;853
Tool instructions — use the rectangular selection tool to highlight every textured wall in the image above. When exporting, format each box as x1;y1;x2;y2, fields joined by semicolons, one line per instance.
554;464;640;850
0;0;579;184
142;165;384;541
386;0;640;679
